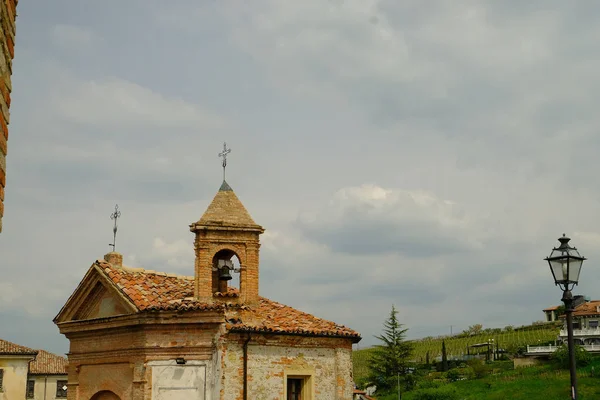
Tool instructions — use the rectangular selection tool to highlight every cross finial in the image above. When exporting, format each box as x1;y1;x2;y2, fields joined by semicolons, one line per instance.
218;142;232;181
109;204;121;252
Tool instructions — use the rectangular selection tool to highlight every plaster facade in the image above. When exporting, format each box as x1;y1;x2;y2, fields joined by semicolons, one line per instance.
0;355;34;400
30;375;69;400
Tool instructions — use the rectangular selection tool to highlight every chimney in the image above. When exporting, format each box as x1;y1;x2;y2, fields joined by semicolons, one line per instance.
104;252;123;267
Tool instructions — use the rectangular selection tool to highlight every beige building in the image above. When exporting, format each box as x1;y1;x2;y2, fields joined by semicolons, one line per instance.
28;350;69;400
0;339;67;400
0;339;36;400
55;177;361;399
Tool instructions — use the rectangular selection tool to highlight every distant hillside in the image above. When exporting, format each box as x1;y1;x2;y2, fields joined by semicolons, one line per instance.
353;322;560;384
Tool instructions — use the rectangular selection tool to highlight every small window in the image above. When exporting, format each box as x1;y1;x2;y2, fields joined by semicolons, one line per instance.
590;320;599;329
0;369;3;391
56;380;68;398
287;378;303;400
26;380;35;398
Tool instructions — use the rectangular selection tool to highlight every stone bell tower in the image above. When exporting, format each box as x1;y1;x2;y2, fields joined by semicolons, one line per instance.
190;176;264;305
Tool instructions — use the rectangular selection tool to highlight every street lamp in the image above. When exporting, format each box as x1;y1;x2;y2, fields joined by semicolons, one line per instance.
545;234;586;400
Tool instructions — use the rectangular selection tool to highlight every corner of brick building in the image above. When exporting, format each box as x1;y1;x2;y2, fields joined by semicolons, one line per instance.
0;0;18;233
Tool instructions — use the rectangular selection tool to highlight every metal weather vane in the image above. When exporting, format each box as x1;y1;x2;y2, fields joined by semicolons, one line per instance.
218;142;232;181
109;204;121;252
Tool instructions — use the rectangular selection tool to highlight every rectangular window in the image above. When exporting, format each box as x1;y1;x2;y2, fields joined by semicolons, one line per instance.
590;320;599;328
0;369;3;391
26;380;35;398
287;378;303;400
573;321;580;330
56;380;68;398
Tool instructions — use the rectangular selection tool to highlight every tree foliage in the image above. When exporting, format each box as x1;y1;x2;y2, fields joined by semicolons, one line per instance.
552;344;591;369
368;305;414;392
441;340;448;372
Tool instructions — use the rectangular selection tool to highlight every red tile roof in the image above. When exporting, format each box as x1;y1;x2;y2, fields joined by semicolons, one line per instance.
96;260;360;341
29;350;67;375
0;338;37;355
543;306;560;311
573;300;600;317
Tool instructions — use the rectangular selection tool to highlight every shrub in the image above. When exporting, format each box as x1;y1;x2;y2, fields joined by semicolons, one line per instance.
467;359;490;378
446;368;460;382
409;386;460;400
552;344;591;369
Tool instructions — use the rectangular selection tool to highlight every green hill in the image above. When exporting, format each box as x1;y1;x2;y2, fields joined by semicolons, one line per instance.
353;322;560;383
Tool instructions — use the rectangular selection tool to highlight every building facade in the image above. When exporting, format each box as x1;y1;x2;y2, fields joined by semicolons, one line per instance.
544;296;600;345
0;0;18;233
0;339;37;400
55;178;361;400
0;339;68;400
28;350;69;400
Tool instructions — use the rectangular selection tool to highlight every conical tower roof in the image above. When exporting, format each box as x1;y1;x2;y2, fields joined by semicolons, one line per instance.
191;180;263;231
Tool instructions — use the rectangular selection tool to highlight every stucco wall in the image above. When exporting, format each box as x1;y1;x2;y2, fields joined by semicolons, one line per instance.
0;0;17;233
0;356;31;400
221;334;354;400
31;375;69;400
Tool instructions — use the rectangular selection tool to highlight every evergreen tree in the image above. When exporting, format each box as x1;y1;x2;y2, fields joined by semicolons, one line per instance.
441;340;448;372
368;305;413;392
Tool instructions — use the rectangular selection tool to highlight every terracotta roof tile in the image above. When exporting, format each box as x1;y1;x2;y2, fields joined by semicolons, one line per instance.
573;300;600;317
97;261;360;341
29;350;67;375
0;338;37;355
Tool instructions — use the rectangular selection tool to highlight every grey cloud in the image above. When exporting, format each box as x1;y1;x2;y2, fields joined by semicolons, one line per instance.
295;185;481;257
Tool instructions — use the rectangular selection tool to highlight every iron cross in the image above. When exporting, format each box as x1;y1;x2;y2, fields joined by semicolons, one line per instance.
109;204;121;252
218;142;232;181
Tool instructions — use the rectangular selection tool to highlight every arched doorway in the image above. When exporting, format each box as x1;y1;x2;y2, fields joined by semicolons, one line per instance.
90;390;121;400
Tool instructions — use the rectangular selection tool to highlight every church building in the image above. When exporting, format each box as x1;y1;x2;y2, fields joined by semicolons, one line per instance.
54;156;361;400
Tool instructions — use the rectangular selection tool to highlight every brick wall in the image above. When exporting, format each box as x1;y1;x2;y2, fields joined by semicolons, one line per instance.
221;333;354;400
0;0;17;233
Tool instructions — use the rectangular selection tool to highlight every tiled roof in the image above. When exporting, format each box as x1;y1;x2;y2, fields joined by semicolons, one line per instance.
573;300;600;317
29;350;67;375
192;181;262;229
0;338;38;355
543;306;560;311
96;261;360;341
225;297;360;339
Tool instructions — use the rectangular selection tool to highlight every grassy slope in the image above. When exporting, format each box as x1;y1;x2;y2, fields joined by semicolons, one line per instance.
405;361;600;400
353;324;560;383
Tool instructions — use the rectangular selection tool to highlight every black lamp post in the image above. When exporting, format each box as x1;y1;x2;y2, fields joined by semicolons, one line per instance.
545;234;586;400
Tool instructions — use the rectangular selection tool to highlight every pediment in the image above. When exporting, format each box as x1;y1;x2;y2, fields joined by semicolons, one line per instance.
54;264;138;324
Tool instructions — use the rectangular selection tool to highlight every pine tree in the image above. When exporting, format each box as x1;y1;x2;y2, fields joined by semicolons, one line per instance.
367;305;413;392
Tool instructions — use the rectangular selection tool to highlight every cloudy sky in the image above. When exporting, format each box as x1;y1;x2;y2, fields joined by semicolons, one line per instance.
2;0;600;355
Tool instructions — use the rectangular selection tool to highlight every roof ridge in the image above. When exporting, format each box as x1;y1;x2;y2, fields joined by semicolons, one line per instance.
97;260;193;280
0;338;38;355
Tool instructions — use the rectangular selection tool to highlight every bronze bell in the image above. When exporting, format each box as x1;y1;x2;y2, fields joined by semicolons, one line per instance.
217;259;234;281
218;265;233;281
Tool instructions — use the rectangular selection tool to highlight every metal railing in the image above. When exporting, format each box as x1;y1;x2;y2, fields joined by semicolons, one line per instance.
560;328;600;337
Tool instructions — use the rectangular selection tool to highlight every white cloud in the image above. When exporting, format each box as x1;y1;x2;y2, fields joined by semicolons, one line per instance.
297;184;483;257
53;77;225;129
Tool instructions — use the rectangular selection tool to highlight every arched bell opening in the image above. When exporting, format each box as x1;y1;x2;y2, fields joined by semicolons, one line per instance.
212;249;242;294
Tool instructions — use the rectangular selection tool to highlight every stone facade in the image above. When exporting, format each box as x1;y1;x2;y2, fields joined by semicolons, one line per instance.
55;179;361;399
0;0;17;233
221;334;353;400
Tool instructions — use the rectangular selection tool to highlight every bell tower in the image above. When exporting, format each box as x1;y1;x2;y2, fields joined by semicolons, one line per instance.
190;172;264;304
